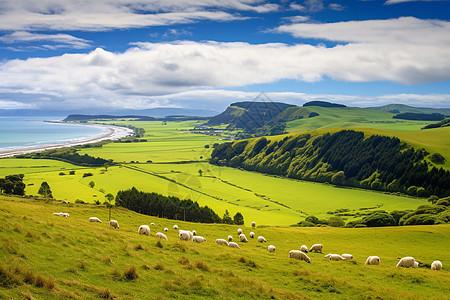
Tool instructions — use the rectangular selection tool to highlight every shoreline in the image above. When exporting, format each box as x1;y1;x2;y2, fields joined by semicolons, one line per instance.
0;122;134;159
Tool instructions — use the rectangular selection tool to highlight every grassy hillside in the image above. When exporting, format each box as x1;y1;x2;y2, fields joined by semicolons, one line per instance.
371;104;450;116
0;195;449;299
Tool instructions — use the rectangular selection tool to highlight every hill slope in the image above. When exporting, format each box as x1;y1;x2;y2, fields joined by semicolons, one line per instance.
1;195;449;299
371;104;450;116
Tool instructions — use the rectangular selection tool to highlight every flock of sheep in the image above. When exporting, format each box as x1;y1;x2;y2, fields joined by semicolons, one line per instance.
55;214;444;271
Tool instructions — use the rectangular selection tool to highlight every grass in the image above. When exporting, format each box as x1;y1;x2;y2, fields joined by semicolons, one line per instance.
0;195;449;299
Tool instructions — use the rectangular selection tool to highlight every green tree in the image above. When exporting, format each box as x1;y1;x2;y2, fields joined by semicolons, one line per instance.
233;212;244;225
89;181;95;188
327;216;345;227
38;181;53;198
198;169;203;177
222;210;233;224
331;171;345;186
105;193;114;221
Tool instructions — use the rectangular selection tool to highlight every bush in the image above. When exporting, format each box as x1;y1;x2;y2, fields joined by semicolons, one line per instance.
429;153;445;164
436;197;450;206
362;212;396;227
305;216;319;224
83;173;93;178
296;221;315;227
402;214;436;226
390;210;410;224
331;171;345;186
69;170;76;175
59;172;66;176
327;216;345;227
75;199;85;204
428;195;439;204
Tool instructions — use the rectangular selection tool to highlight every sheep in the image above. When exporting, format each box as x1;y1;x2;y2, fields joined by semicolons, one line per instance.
413;261;419;268
237;228;243;235
289;250;311;263
229;242;240;249
342;254;353;260
365;256;380;265
268;245;276;252
396;257;417;268
62;213;69;217
228;235;233;242
151;222;155;226
52;212;63;217
173;225;178;230
164;227;168;232
239;233;248;243
109;220;119;229
251;221;256;228
192;230;197;236
179;230;193;241
431;260;442;270
155;232;168;241
327;254;345;261
89;217;102;223
192;236;206;243
138;225;150;236
257;236;267;243
300;245;308;253
249;232;255;238
309;244;323;253
216;239;229;246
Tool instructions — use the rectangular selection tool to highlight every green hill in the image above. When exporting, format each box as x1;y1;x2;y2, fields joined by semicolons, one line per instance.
1;195;449;299
371;104;450;116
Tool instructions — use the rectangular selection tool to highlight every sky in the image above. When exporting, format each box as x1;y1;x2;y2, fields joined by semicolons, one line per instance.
0;0;449;113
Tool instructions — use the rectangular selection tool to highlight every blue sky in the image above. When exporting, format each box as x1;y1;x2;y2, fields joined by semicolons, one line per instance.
0;0;449;112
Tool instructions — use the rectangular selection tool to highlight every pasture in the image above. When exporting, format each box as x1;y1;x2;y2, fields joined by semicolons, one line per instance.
0;195;448;299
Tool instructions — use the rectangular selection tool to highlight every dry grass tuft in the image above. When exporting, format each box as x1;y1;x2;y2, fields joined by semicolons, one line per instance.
123;265;138;281
153;262;165;271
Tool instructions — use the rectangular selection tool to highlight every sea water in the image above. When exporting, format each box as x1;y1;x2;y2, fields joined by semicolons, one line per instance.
0;116;107;152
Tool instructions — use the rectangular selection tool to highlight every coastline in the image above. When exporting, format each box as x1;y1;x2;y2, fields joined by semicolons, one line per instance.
0;122;134;159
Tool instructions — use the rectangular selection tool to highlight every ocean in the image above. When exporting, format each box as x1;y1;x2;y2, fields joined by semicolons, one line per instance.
0;116;107;152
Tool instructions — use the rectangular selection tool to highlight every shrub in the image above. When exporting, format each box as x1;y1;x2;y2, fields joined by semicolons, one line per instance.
75;199;85;204
331;171;345;186
83;173;93;178
59;172;66;176
296;221;315;227
390;210;410;224
305;216;319;224
436;197;450;206
429;153;445;164
428;195;439;204
363;212;396;227
327;216;345;227
402;214;436;226
69;171;76;175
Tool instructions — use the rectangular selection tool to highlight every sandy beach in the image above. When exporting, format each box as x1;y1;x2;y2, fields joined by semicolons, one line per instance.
0;123;134;159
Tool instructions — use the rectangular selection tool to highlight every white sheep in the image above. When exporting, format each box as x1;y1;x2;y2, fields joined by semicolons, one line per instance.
229;242;240;249
327;254;345;261
155;232;168;241
249;232;255;238
164;227;168;232
109;220;119;229
268;245;276;252
192;230;197;236
138;225;150;236
173;224;178;230
89;217;102;223
342;254;353;260
289;250;311;263
431;260;442;270
365;256;380;265
251;221;256;228
62;213;69;217
151;222;155;226
300;245;308;253
52;212;63;217
179;230;193;241
237;228;243;235
396;257;417;268
239;233;248;243
257;236;267;243
309;244;323;253
228;235;233;242
192;236;206;243
216;239;229;246
413;261;419;268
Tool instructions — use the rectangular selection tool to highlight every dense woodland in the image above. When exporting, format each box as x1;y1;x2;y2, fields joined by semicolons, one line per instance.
16;148;111;167
211;130;450;197
116;187;242;224
393;112;445;121
0;174;25;195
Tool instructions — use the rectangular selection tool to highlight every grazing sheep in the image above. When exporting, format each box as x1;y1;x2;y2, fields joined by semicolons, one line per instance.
328;254;345;261
151;222;155;226
268;245;276;252
396;257;417;268
89;217;102;223
342;254;353;260
192;230;197;236
431;260;442;270
324;253;332;259
365;256;380;265
257;236;267;243
229;242;240;249
192;236;206;243
164;227;168;232
155;232;168;241
52;212;63;216
300;245;308;253
228;235;233;242
179;230;193;241
138;225;150;236
237;228;243;235
249;232;255;238
309;244;323;253
62;213;69;217
289;250;311;263
216;239;229;246
173;225;178;230
251;221;256;228
413;261;419;268
109;220;119;229
239;233;248;243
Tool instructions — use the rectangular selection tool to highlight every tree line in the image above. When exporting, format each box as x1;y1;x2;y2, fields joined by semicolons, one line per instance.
210;130;450;197
16;148;112;167
0;174;25;195
116;187;244;224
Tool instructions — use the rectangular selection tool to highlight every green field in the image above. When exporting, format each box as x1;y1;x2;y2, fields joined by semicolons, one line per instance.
0;195;448;299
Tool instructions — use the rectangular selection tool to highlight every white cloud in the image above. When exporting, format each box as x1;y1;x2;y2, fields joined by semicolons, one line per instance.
0;31;92;49
0;0;279;31
283;15;310;23
328;3;345;11
385;0;444;4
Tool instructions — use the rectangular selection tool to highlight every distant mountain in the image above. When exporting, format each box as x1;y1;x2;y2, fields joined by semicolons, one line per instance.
370;104;450;116
303;101;346;108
